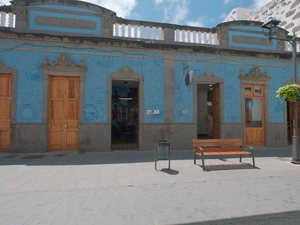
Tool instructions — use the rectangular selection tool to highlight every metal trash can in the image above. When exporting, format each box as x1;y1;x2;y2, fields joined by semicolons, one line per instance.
155;139;170;170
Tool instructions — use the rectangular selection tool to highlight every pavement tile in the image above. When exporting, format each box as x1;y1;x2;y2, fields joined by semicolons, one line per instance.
0;148;299;225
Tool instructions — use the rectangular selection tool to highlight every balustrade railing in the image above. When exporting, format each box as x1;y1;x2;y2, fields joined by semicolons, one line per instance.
1;9;297;52
113;23;164;40
0;11;15;27
113;22;220;45
174;29;219;45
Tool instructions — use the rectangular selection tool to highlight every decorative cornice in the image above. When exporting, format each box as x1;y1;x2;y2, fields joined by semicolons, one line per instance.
240;67;271;81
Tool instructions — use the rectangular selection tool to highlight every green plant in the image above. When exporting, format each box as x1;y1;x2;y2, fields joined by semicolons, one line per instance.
276;84;300;102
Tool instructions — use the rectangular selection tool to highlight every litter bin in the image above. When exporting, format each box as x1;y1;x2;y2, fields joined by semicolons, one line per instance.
155;139;170;170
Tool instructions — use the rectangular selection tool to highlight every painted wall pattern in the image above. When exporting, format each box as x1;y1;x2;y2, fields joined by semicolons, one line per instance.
0;42;164;123
174;54;297;124
0;40;296;125
0;48;44;122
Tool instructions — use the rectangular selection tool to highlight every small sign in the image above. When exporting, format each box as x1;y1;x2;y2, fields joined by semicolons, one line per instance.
179;110;188;116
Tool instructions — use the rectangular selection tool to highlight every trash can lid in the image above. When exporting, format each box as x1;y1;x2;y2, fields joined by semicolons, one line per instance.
157;139;170;144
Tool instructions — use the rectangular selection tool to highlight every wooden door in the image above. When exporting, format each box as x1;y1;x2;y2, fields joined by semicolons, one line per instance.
0;74;12;152
48;76;80;151
212;83;220;139
244;85;265;146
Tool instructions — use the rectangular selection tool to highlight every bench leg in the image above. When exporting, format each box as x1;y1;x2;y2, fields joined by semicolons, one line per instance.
201;155;205;171
239;155;242;162
194;153;196;164
252;154;255;168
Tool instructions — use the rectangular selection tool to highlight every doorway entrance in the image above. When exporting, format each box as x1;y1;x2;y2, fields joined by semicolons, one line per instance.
111;80;139;149
0;74;12;152
244;84;265;146
48;76;80;151
197;83;220;139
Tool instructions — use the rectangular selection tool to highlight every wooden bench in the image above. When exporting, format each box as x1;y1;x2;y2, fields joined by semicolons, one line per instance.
193;139;255;171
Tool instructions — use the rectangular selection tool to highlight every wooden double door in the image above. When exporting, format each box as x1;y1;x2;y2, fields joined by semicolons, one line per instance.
0;74;12;152
48;76;80;151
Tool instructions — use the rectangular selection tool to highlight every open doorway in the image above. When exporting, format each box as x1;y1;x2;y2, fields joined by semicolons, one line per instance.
111;80;139;150
197;83;220;139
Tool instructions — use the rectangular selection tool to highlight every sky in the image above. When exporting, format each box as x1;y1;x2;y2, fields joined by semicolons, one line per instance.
0;0;272;28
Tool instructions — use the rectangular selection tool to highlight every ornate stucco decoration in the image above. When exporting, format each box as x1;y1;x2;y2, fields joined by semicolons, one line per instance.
51;54;76;67
196;70;223;83
240;67;271;81
42;54;85;67
40;54;87;76
110;67;143;80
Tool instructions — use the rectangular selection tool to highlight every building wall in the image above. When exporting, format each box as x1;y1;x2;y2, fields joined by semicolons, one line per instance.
0;0;299;152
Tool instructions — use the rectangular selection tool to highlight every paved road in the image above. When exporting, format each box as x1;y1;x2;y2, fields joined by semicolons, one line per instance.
0;147;300;225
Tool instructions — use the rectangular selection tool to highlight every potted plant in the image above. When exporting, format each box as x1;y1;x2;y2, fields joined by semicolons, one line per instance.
276;84;300;102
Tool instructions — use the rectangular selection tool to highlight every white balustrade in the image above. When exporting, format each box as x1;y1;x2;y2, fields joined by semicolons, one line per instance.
0;12;15;28
174;29;219;45
113;23;164;40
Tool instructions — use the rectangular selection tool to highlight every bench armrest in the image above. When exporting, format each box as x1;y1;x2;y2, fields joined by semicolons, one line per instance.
244;146;253;154
194;146;204;155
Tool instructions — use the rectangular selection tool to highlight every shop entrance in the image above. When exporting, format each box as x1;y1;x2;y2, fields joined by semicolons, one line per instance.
197;83;220;139
111;80;139;149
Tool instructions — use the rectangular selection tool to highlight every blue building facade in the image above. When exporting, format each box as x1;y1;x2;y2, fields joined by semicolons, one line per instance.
0;0;299;153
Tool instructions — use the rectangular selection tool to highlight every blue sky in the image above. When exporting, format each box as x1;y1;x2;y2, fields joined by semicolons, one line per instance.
0;0;272;28
84;0;272;28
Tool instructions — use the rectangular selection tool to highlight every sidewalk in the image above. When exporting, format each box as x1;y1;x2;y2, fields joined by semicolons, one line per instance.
0;147;299;225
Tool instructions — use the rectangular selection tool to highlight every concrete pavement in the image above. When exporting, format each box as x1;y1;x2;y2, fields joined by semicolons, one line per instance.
0;147;300;225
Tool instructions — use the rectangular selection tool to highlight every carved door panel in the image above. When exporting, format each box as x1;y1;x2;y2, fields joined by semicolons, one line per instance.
212;83;220;139
0;74;12;152
48;76;80;151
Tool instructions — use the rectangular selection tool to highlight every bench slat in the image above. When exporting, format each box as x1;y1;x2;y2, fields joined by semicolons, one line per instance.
193;138;242;147
194;147;243;153
195;151;251;156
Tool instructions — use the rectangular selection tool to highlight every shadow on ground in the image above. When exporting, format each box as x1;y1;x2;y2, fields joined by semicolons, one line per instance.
174;210;300;225
194;163;258;171
0;147;293;166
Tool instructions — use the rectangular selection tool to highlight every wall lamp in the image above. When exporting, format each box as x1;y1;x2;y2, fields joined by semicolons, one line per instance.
261;17;300;164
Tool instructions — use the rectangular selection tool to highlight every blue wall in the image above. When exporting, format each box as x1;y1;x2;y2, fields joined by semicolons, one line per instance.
175;54;298;123
0;42;164;123
0;41;298;125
